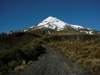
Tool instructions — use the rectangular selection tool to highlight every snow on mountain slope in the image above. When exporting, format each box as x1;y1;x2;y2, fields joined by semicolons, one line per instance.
71;25;84;30
30;16;68;31
70;25;94;34
24;16;99;34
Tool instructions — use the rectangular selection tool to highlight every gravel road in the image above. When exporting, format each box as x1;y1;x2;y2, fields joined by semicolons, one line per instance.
6;45;89;75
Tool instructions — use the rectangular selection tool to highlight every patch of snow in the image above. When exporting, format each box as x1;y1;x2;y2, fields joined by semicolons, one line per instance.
43;16;54;22
24;29;27;32
89;31;93;34
48;31;51;34
71;25;84;29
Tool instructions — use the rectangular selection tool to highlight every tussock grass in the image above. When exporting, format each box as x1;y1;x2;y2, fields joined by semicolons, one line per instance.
14;65;28;72
48;39;100;75
27;61;34;65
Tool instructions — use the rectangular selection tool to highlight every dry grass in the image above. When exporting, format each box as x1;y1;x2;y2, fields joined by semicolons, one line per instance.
27;61;34;65
14;65;28;72
50;32;80;36
48;40;100;75
22;60;26;65
12;60;33;73
90;58;100;74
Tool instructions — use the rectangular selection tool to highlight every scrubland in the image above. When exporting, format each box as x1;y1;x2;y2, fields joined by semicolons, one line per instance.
0;32;45;75
48;39;100;75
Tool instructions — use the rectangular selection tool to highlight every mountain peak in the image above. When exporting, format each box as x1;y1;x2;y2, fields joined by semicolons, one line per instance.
24;17;100;34
43;16;57;22
35;16;67;31
45;16;55;19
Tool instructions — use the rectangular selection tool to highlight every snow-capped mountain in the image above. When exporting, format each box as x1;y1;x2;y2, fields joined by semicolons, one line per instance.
29;16;67;31
24;16;100;34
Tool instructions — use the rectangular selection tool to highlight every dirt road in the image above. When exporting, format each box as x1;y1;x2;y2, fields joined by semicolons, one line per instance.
7;45;89;75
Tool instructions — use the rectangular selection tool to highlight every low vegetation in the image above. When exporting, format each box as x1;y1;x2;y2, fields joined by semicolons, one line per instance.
0;42;45;75
0;32;45;75
0;32;40;51
48;38;100;75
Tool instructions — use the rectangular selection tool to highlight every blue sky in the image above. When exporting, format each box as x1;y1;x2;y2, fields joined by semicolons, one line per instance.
0;0;100;33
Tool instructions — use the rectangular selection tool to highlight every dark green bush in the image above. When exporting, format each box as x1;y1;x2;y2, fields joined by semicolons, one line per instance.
93;38;100;44
22;43;45;61
0;32;45;74
0;43;45;74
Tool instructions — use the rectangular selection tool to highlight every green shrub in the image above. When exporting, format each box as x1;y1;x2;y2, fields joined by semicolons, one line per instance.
22;43;45;60
0;32;45;74
93;38;100;44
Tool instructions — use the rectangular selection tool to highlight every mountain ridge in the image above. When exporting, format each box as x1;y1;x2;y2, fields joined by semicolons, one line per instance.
7;16;100;34
24;16;100;34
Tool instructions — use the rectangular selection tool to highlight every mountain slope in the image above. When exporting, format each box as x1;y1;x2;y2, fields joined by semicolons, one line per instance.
24;16;100;34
